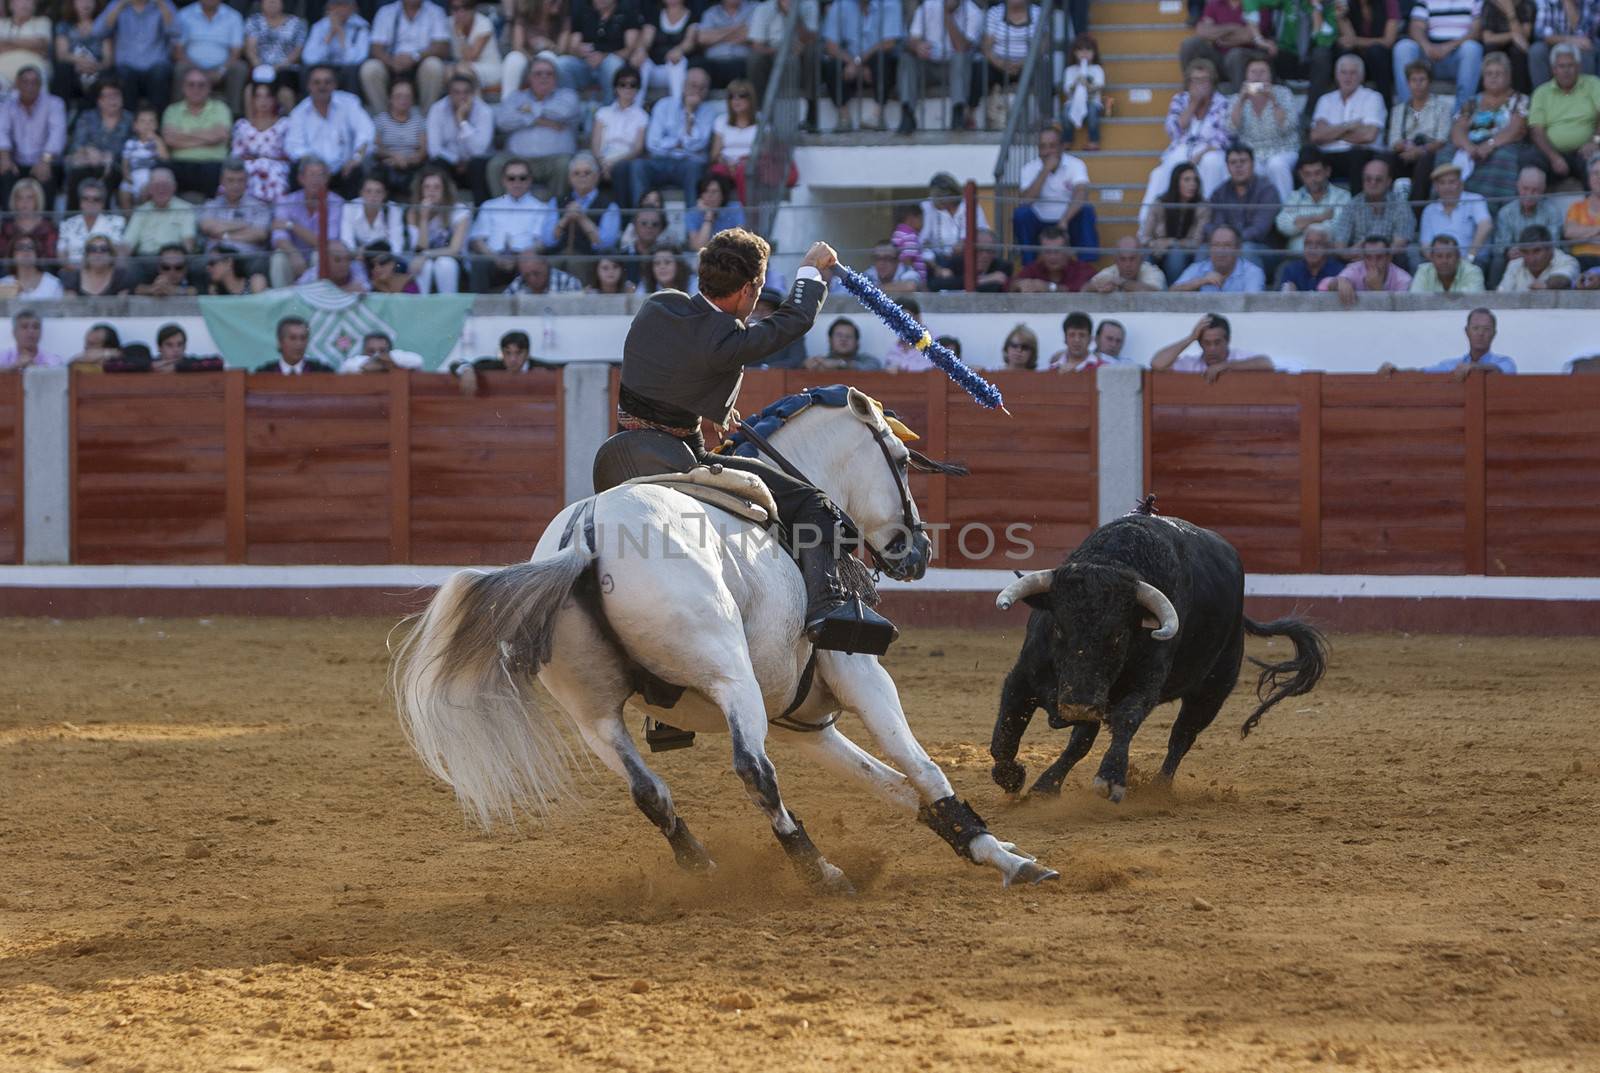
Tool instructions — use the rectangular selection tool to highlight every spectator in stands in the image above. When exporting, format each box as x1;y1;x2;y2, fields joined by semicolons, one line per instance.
0;177;55;259
1529;43;1600;183
1171;223;1267;291
1046;310;1092;371
1059;34;1105;151
806;316;881;371
891;202;927;284
495;54;579;199
1482;0;1536;92
133;240;196;295
55;0;113;112
0;309;61;368
620;203;667;280
625;64;713;206
1531;0;1600;87
470;155;555;290
174;0;246;112
341;174;405;251
586;252;635;293
1180;0;1253;90
245;0;305;115
427;71;493;200
1336;155;1416;257
1142;160;1210;283
1493;167;1564;279
0;236;63;298
296;238;369;291
633;0;697;102
821;0;904;130
1411;232;1487;290
562;0;642;101
1497;222;1579;287
1010;225;1096;292
1205;143;1277;265
371;80;428;193
1013;123;1097;265
0;1;49;87
1567;155;1600;266
448;0;500;96
257;315;334;374
199;158;270;255
1379;307;1516;375
641;241;693;292
1229;57;1301;200
303;0;370;97
1394;0;1485;107
859;238;920;292
0;66;66;207
968;225;1013;291
1421;161;1493;262
708;77;759;200
684;172;743;249
151;323;221;371
1388;60;1453;206
1450;50;1531;200
204;244;268;293
121;167;196;266
286;63;375;197
695;0;757;89
1276;147;1352;254
1086;234;1167;292
65;80;130;212
1250;0;1337;106
1151;313;1274;381
921;171;990;290
71;322;123;368
903;0;983;131
1320;233;1413;301
64;234;137;295
406;166;469;292
97;0;176;114
1277;222;1345;289
503;0;568;103
592;66;647;196
119;106;164;208
882;298;937;371
1142;59;1231;216
163;67;231;196
1092;319;1128;364
364;242;417;292
502;247;580;294
232;80;291;204
340;330;410;372
999;322;1039;370
1310;52;1385;187
59;178;125;266
269;155;343;286
547;151;621;258
362;0;450;114
1335;0;1402;103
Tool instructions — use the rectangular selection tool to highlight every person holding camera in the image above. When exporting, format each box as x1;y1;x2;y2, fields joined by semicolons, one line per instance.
1387;59;1453;207
1228;55;1301;200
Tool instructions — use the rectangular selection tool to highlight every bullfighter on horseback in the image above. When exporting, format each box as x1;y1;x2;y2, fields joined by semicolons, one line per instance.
616;227;899;655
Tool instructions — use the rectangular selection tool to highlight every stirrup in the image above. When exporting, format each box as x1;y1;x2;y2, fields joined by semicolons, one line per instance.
644;718;695;753
805;596;899;656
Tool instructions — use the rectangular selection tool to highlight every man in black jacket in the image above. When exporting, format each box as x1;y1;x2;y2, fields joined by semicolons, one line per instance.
253;316;335;374
618;228;897;654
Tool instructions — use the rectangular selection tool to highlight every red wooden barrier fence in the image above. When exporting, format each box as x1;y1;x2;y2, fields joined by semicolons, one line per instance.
71;370;563;566
0;373;22;564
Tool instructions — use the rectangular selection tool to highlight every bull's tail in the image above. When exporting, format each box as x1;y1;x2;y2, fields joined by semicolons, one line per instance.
1239;616;1330;737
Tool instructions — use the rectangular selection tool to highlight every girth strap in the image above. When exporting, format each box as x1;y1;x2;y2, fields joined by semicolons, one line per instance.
770;648;837;733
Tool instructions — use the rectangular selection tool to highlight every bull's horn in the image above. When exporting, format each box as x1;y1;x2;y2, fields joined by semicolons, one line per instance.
1135;581;1180;640
996;570;1054;611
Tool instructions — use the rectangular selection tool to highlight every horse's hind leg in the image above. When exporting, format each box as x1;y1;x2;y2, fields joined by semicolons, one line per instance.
710;673;854;893
577;707;714;873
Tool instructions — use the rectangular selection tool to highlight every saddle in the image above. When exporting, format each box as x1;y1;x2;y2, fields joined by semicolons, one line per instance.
622;468;777;528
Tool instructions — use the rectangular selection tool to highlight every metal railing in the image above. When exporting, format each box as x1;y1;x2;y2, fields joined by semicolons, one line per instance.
744;0;807;239
992;0;1062;250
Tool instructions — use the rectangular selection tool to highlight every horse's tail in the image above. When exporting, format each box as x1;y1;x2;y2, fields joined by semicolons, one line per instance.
391;510;596;829
1239;616;1330;738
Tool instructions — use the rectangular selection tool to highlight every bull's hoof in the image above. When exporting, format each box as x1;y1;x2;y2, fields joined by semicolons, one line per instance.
992;759;1027;794
1004;859;1060;887
1025;779;1064;799
1091;776;1126;804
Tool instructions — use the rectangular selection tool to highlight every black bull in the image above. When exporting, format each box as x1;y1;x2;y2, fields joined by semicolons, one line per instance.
989;513;1328;802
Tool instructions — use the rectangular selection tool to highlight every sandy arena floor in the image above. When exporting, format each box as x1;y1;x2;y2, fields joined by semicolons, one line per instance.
1;618;1597;1073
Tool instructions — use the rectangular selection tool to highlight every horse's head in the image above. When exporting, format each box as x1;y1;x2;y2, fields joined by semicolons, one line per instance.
776;387;961;582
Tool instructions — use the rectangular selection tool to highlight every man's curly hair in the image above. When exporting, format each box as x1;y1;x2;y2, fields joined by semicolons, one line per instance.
697;228;770;299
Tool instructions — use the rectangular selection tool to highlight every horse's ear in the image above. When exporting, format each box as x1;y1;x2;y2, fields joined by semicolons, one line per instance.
845;387;882;428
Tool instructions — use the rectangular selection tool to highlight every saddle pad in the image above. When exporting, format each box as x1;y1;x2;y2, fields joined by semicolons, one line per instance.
624;466;777;527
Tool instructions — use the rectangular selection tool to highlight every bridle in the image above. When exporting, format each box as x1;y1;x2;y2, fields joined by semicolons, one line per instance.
733;415;967;578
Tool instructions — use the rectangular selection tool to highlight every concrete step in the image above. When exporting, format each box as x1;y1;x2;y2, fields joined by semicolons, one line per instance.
1100;54;1184;84
1090;24;1192;55
1068;149;1161;186
1087;0;1190;26
1104;83;1181;118
1096;116;1169;150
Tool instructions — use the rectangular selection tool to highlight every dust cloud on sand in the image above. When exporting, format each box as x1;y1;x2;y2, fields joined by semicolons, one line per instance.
2;619;1597;1072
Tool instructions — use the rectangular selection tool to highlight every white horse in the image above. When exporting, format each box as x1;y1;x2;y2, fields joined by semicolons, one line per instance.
394;387;1056;889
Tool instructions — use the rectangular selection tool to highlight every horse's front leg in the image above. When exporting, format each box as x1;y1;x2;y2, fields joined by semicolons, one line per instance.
820;654;1059;887
708;672;855;894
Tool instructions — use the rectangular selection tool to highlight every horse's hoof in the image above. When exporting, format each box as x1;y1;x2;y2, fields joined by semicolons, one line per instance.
994;840;1036;862
813;861;856;896
1004;860;1060;887
1091;776;1126;803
